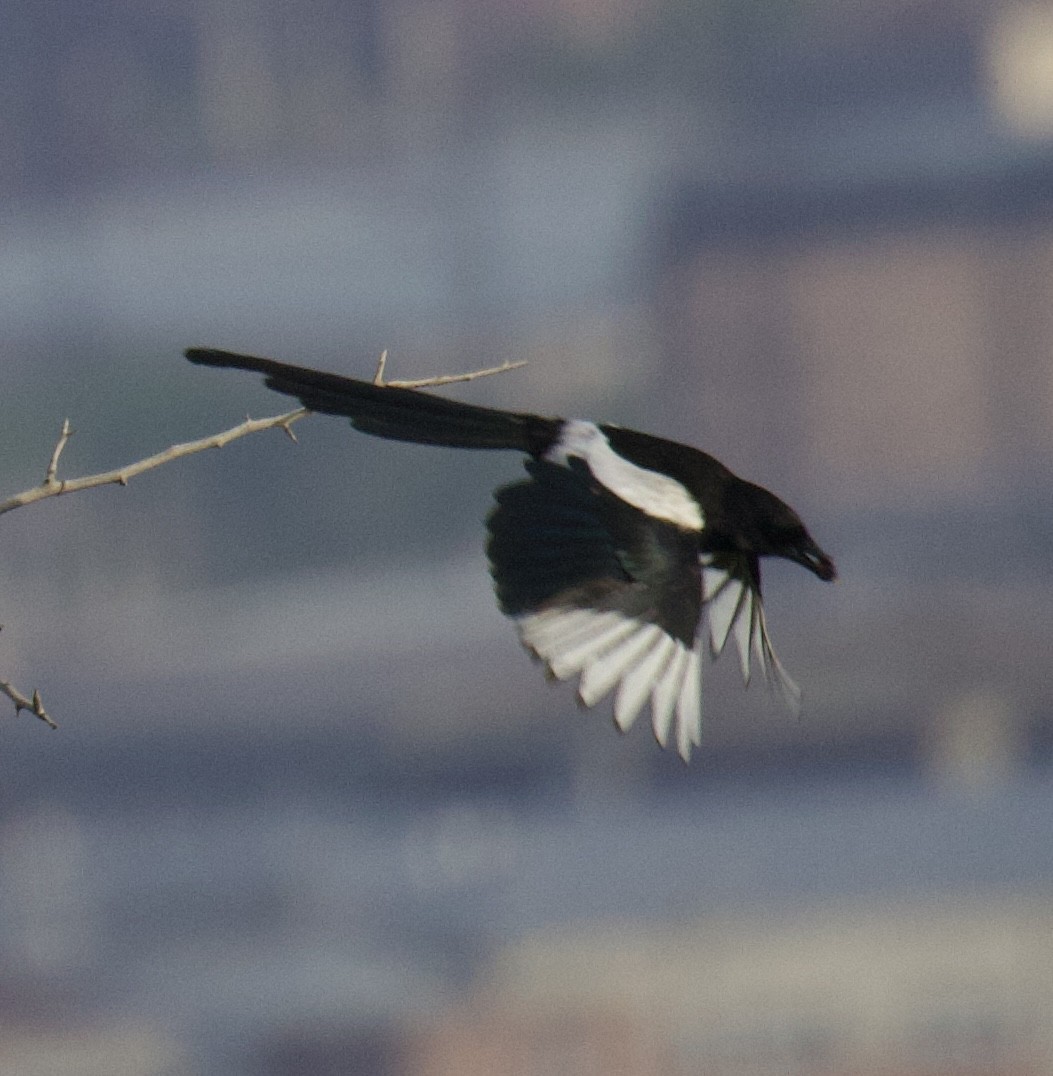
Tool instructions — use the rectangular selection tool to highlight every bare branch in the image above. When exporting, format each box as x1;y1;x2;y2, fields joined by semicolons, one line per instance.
2;353;525;521
0;680;56;728
0;409;308;728
44;418;73;485
0;408;308;517
371;350;528;390
373;349;389;385
1;349;526;728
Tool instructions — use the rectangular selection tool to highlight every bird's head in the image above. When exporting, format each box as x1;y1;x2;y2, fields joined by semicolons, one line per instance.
738;484;837;582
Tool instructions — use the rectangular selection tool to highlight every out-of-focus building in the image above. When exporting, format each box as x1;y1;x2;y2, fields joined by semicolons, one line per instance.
406;893;1053;1076
0;1024;183;1076
656;174;1053;508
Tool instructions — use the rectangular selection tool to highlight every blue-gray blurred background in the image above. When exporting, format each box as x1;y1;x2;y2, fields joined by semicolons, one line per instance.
2;2;1053;1073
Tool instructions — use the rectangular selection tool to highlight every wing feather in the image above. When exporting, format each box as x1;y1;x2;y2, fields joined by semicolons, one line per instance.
614;633;676;732
705;554;803;715
651;645;690;749
675;645;704;761
578;624;663;708
546;616;640;681
734;589;755;685
494;459;804;762
705;567;747;656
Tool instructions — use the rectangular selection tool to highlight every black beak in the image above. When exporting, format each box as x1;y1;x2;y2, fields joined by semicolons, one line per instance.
794;544;837;582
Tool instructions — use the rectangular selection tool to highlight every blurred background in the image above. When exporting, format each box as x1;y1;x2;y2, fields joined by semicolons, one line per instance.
2;0;1053;1073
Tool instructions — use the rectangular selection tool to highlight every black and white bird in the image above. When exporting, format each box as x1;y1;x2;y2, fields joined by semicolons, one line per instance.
186;348;836;761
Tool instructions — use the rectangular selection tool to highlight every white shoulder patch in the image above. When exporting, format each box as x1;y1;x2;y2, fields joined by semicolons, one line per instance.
545;420;704;531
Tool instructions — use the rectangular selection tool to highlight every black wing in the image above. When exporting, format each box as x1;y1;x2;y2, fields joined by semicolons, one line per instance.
487;460;706;759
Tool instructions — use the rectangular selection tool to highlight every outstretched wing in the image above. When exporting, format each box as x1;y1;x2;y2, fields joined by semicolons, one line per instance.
702;554;802;713
487;460;706;761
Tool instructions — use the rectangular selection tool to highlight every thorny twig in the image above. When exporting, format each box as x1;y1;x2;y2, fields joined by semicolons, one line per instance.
1;351;525;727
0;666;56;728
372;348;527;389
0;410;309;518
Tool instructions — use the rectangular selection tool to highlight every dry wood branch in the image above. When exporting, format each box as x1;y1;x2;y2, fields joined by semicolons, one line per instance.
1;351;525;727
0;410;305;724
372;349;527;389
0;409;308;518
1;353;524;520
45;418;73;484
0;679;56;728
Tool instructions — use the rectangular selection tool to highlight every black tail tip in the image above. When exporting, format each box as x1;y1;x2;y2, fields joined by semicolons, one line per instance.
185;347;229;367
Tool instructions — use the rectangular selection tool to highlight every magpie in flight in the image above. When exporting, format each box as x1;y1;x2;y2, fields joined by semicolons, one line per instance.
186;348;836;761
